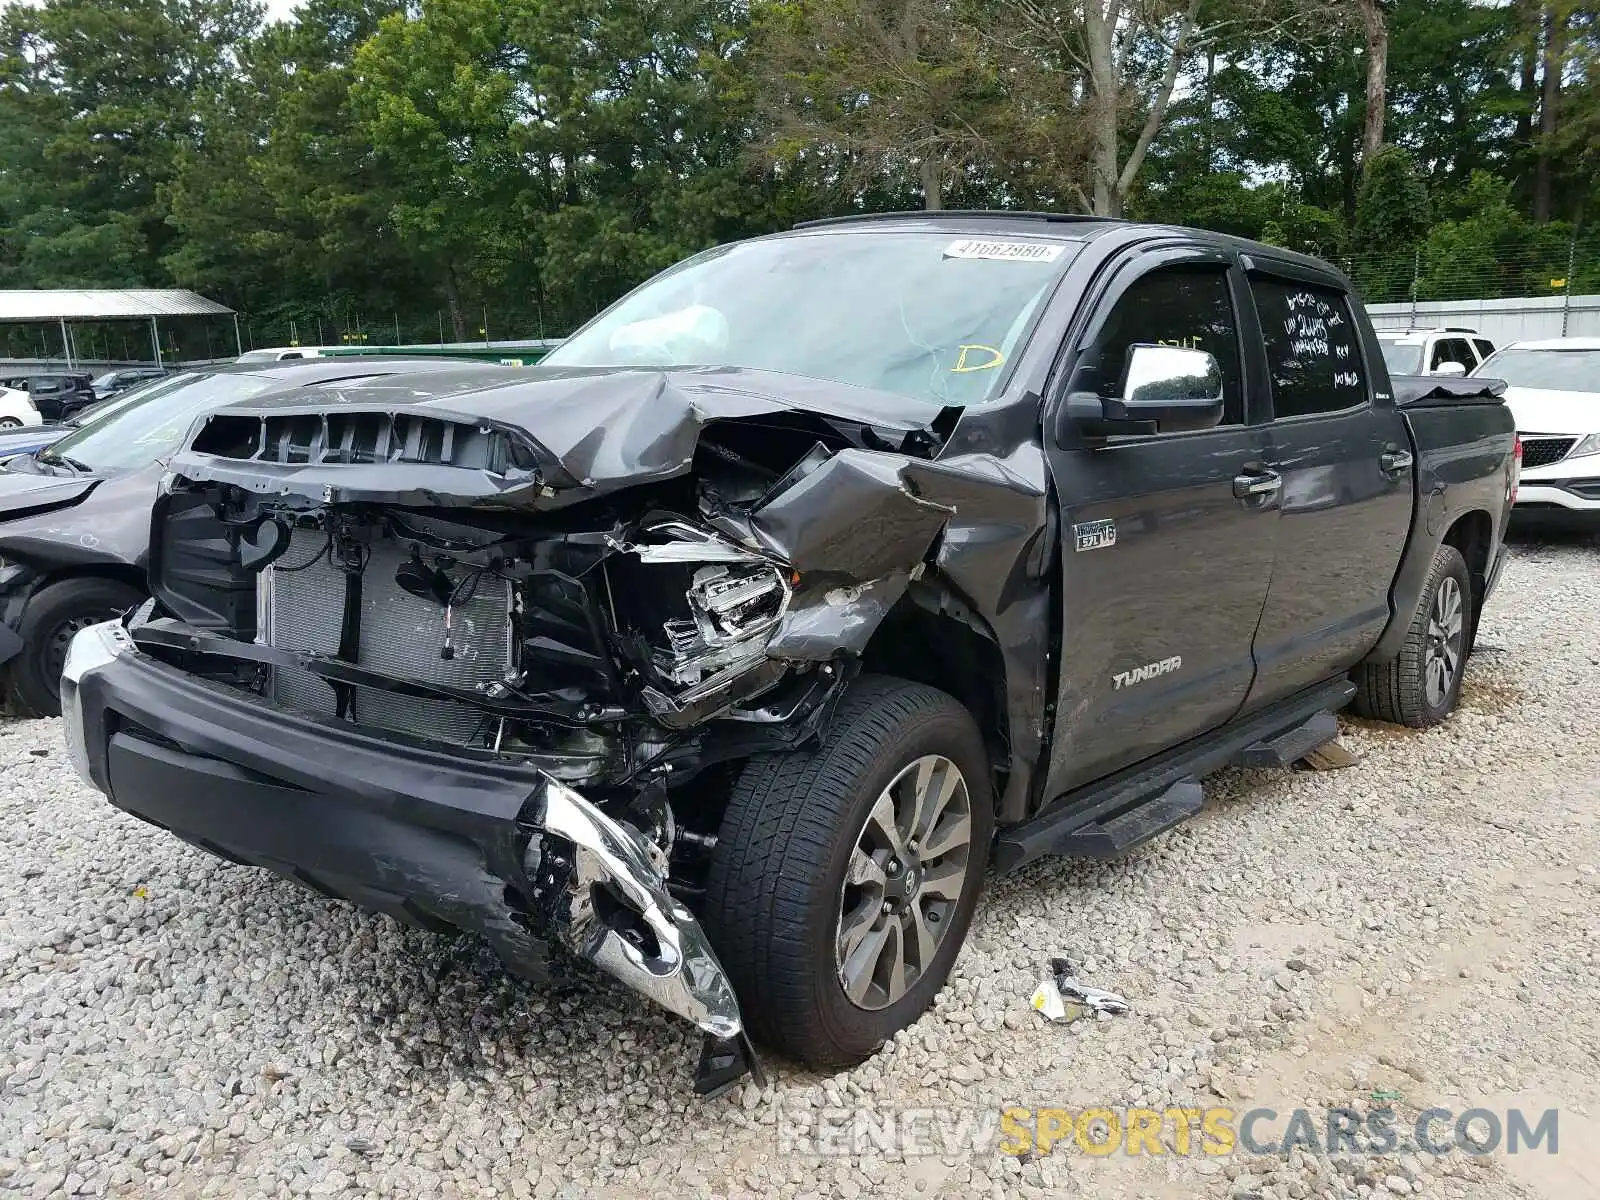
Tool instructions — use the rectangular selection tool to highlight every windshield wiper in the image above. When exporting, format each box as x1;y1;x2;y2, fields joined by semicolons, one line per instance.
38;451;92;473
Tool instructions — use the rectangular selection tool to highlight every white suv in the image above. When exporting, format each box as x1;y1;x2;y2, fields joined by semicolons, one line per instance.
1471;337;1600;525
1375;328;1497;379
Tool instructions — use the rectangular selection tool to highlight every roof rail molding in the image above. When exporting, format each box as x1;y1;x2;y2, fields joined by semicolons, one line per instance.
792;209;1125;230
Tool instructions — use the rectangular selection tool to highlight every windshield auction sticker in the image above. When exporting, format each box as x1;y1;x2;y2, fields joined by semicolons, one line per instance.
942;239;1065;263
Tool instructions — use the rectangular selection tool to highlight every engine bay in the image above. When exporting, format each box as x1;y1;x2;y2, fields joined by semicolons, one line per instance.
145;495;844;789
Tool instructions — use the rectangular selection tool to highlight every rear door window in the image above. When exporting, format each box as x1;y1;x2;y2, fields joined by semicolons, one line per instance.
1431;339;1473;371
1248;277;1368;418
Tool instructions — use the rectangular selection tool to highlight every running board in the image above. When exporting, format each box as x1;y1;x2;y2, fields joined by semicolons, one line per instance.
995;678;1355;874
1234;709;1339;768
1050;778;1202;858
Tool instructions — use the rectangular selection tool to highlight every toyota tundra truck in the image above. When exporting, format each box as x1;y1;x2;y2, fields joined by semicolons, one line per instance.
60;213;1517;1095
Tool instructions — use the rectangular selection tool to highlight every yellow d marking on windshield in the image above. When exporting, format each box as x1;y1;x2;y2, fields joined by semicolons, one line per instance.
952;344;1005;373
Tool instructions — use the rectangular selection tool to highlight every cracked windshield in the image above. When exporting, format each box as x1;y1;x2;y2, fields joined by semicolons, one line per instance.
543;231;1079;405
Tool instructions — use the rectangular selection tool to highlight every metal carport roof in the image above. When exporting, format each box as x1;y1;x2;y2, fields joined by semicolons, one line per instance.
0;289;233;321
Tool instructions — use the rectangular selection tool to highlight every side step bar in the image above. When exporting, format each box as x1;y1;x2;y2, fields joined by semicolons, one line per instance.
995;677;1355;874
1234;709;1339;768
1051;778;1202;858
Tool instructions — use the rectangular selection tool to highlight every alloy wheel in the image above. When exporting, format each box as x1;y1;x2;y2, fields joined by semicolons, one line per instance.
835;754;973;1011
1424;575;1464;708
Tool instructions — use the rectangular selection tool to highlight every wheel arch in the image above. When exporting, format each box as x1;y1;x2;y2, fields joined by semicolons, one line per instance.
1367;504;1496;666
856;574;1012;808
35;561;149;597
1441;508;1493;650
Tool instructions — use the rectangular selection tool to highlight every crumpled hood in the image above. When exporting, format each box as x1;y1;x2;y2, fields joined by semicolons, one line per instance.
168;366;955;509
0;467;101;521
1501;387;1600;435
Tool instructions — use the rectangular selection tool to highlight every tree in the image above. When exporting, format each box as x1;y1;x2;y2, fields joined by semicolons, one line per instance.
352;0;778;335
1417;170;1582;299
3;0;1592;344
1385;0;1519;187
1532;1;1562;220
0;0;261;288
161;0;432;346
989;0;1328;217
989;0;1209;216
1350;145;1429;301
747;0;1009;210
1355;0;1387;165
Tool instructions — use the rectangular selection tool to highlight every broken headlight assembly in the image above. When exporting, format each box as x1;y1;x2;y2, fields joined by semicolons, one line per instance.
603;517;794;730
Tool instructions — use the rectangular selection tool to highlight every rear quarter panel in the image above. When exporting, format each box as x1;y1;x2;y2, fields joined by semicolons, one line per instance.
1366;402;1515;663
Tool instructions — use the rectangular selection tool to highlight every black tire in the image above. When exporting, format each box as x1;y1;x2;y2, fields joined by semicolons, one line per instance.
1351;543;1472;728
5;578;143;717
0;418;20;430
703;674;993;1070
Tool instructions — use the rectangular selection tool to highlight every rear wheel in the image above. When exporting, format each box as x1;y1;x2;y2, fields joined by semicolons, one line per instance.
1351;543;1472;728
5;578;143;717
0;418;20;429
703;675;992;1069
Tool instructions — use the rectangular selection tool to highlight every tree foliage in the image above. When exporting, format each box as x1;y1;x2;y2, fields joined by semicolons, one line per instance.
0;0;1594;348
1352;145;1431;301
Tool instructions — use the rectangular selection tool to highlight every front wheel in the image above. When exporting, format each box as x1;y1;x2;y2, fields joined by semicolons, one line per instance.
5;578;144;717
0;418;20;429
1351;543;1472;728
703;675;993;1069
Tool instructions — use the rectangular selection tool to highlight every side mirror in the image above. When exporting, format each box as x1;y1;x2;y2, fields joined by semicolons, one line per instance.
1058;344;1226;443
1433;361;1467;377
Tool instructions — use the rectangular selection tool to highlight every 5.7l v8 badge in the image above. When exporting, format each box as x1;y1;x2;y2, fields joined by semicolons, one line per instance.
1073;518;1117;552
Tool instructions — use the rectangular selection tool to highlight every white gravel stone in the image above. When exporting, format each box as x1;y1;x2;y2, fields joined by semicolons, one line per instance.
1;535;1596;1199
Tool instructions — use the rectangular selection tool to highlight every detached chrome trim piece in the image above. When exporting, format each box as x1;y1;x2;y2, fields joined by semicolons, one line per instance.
540;777;744;1041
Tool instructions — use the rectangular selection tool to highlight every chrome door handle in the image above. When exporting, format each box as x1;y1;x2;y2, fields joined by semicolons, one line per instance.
1380;449;1414;474
1233;470;1281;499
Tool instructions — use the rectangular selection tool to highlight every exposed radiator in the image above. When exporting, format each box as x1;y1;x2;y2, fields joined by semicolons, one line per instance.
259;526;343;719
258;525;513;746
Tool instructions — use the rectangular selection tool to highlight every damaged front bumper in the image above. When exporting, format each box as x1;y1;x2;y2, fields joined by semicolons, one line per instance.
60;618;758;1093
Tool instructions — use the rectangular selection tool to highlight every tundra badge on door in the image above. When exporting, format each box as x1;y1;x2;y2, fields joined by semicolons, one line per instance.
1113;656;1183;690
1073;518;1117;552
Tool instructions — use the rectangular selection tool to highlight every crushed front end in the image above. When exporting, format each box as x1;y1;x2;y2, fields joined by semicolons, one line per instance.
61;374;964;1094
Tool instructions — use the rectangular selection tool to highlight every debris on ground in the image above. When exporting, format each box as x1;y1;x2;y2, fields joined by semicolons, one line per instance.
1297;740;1360;770
1030;956;1130;1023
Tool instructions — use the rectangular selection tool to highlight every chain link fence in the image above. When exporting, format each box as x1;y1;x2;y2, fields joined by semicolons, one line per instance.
235;303;558;355
1340;230;1597;309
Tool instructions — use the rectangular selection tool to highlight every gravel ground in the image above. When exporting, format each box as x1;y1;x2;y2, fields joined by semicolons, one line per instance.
3;532;1598;1200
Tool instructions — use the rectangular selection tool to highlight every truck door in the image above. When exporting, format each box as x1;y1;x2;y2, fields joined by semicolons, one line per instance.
1240;264;1413;710
1039;250;1279;795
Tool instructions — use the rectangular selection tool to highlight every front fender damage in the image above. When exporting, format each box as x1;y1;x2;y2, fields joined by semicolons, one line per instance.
747;448;959;658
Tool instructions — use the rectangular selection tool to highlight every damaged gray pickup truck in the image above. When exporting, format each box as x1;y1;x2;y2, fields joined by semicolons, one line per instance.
62;213;1517;1096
